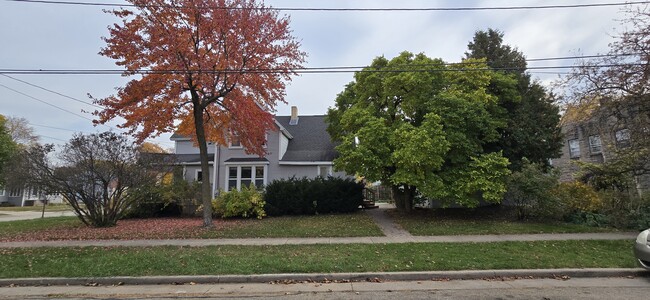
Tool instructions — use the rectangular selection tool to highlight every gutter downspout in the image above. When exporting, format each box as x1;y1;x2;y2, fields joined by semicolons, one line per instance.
212;144;219;197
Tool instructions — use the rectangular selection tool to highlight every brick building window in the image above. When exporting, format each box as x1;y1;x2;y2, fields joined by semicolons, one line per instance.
615;129;630;147
568;139;580;159
588;135;602;154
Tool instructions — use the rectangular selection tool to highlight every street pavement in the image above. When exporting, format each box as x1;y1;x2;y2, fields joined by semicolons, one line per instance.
1;277;649;299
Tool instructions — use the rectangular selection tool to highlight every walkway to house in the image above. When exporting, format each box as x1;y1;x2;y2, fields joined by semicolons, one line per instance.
363;202;412;237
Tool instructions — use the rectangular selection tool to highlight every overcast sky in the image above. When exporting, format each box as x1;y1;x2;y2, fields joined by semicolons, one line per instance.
0;0;637;150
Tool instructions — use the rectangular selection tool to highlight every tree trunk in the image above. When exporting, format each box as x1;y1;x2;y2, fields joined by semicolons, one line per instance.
193;101;213;228
392;184;414;213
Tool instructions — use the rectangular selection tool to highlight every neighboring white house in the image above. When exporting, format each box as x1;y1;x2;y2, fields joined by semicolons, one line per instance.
0;186;64;207
170;106;348;194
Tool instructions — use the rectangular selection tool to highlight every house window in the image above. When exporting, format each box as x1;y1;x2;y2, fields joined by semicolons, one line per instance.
196;170;203;182
615;129;630;147
9;188;21;197
0;188;5;196
568;139;580;159
318;166;332;178
588;135;602;154
227;166;265;191
229;134;242;148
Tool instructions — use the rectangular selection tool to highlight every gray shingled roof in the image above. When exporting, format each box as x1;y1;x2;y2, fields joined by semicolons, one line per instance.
175;154;214;164
224;157;269;163
169;115;338;162
275;115;338;162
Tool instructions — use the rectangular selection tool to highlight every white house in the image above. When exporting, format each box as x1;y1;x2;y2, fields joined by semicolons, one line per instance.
0;186;64;207
170;106;349;194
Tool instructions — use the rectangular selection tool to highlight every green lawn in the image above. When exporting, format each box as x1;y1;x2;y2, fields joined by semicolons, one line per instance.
0;240;635;278
390;207;618;236
0;217;83;237
199;214;383;238
0;213;383;240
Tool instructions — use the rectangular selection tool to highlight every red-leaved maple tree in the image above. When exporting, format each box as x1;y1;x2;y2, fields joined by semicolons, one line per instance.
94;0;306;227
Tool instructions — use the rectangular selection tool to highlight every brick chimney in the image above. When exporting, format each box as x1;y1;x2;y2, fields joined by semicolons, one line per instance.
289;106;299;125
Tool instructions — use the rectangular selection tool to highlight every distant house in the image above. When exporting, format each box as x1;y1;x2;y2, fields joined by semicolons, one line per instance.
552;104;649;194
0;186;64;207
170;106;349;195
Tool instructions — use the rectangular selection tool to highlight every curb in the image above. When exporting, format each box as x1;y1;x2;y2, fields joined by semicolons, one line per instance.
1;268;648;287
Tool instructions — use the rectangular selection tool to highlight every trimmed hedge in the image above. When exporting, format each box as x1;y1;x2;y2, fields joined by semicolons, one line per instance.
264;176;364;216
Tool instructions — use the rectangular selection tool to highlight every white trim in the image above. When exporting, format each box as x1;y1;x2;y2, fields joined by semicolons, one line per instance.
224;160;270;166
0;188;5;197
212;144;218;196
274;119;294;139
279;161;333;166
279;131;289;160
170;136;191;141
224;165;267;191
179;161;215;166
317;165;333;177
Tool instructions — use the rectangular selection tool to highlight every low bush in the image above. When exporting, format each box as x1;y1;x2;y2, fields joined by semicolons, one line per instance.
264;177;315;216
504;160;562;220
213;185;265;219
554;182;602;213
596;190;650;229
125;170;201;218
314;177;364;214
264;176;363;216
565;211;609;227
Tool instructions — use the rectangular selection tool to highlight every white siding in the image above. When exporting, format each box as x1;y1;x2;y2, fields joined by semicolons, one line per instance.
175;140;215;155
279;133;289;160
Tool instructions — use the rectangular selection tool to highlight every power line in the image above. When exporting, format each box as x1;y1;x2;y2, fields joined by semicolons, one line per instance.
0;63;643;75
28;122;176;145
6;0;649;12
29;122;94;133
0;53;640;75
37;134;67;142
0;74;102;109
0;83;96;121
0;83;118;132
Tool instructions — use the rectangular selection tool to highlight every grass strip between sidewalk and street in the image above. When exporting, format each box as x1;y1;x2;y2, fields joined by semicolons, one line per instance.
0;240;635;278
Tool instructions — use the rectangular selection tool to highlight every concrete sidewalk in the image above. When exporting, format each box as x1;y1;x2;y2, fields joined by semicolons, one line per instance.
0;232;637;248
0;210;76;222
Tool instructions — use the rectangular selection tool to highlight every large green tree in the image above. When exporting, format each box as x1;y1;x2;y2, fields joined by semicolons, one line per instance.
466;29;563;171
327;52;512;212
0;115;18;186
